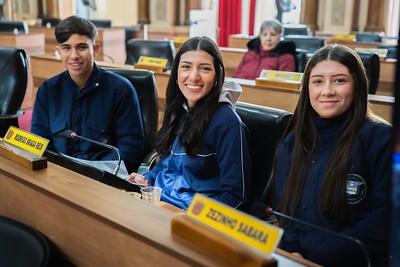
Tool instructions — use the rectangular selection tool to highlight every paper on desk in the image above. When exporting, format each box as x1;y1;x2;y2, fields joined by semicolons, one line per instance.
59;153;129;179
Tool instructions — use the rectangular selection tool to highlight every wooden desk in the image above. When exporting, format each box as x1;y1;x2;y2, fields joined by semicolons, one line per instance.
0;153;319;266
150;72;393;124
220;47;246;77
326;38;382;49
0;156;227;266
0;32;45;55
30;54;393;124
228;34;389;51
228;34;254;49
226;78;394;123
219;47;396;97
29;26;127;65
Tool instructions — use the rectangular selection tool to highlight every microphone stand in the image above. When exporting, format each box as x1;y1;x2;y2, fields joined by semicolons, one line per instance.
58;130;121;176
267;208;371;267
72;133;121;176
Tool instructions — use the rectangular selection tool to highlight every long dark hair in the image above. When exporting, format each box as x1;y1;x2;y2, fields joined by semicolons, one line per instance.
278;45;371;223
153;36;225;157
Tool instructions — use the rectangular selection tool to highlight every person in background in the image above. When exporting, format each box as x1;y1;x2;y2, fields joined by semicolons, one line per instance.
275;0;296;22
31;15;144;173
233;19;296;80
274;45;391;266
127;36;252;210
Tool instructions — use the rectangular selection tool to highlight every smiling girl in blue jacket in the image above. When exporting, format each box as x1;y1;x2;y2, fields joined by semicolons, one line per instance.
127;36;252;210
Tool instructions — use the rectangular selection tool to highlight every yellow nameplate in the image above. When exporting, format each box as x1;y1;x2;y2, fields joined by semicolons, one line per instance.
354;47;388;58
138;56;168;67
259;70;303;82
3;126;49;158
333;34;356;41
173;36;189;44
187;194;283;256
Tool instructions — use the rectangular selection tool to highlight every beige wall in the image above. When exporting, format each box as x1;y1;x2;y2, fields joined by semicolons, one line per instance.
317;0;370;34
89;0;138;27
2;0;394;35
3;0;138;27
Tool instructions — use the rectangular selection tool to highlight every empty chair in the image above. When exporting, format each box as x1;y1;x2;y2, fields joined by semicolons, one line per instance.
41;17;61;27
235;102;292;214
108;69;159;172
378;44;398;59
355;32;383;43
125;39;176;70
294;48;308;72
0;47;29;136
283;35;326;54
89;19;111;28
356;51;380;94
283;24;311;36
0;216;50;267
0;20;28;33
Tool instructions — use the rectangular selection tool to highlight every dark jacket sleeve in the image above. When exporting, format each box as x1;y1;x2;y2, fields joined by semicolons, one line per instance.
110;78;145;173
274;133;301;253
213;123;252;209
31;82;55;150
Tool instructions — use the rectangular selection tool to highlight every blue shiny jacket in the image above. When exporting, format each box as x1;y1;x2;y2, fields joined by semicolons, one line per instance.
145;82;252;210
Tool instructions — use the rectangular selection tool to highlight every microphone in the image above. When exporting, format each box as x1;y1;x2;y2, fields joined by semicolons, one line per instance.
57;129;121;176
260;205;371;267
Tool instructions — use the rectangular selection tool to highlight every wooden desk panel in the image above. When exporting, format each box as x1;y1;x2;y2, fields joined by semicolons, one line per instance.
0;32;46;110
30;54;394;123
326;38;382;49
228;34;387;51
0;152;319;266
228;34;253;49
28;26;55;54
96;28;126;64
0;32;45;55
0;156;233;266
220;47;396;96
225;78;394;123
220;47;246;77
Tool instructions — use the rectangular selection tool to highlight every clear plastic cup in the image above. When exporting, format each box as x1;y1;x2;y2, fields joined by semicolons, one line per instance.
140;186;162;205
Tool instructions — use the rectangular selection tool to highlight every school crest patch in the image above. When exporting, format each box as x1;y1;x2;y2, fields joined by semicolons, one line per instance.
346;173;367;204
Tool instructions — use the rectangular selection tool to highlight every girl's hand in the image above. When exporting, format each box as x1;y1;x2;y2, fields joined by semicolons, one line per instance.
126;173;149;186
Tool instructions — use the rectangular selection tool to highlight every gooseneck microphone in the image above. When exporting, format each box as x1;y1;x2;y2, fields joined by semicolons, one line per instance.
264;206;371;267
57;129;121;176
